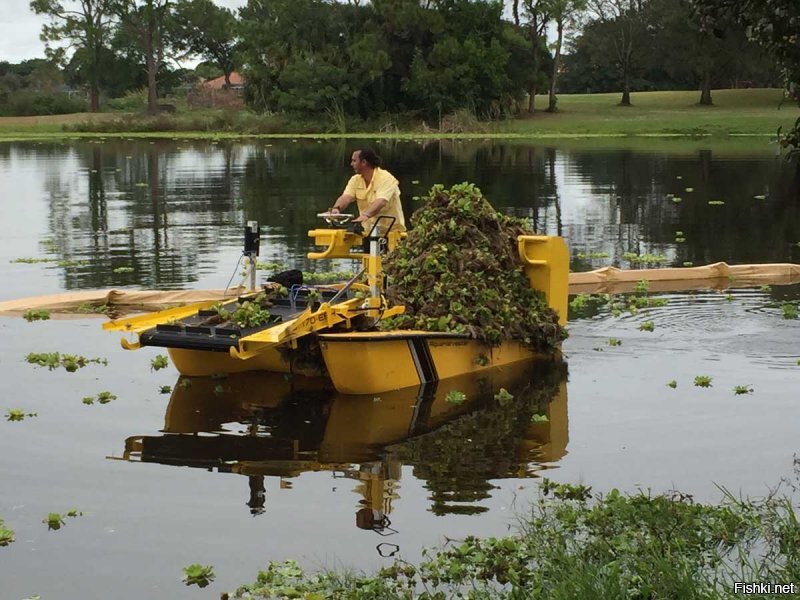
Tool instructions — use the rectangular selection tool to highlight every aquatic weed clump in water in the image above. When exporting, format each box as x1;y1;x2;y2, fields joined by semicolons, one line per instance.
380;183;566;352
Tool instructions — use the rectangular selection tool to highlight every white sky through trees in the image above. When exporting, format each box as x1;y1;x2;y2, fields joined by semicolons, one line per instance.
0;0;246;64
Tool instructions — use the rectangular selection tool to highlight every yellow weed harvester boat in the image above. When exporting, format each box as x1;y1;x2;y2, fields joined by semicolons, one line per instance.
104;216;569;394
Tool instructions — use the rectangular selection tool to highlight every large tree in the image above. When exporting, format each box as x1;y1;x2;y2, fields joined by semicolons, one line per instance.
521;0;551;113
170;0;238;86
115;0;172;113
690;0;800;153
546;0;586;112
586;0;649;106
30;0;119;111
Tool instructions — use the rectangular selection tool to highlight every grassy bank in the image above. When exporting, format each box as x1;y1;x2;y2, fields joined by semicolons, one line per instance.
0;89;797;141
227;481;800;599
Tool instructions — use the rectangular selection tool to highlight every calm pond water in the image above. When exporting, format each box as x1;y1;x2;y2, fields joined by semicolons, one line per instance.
1;138;799;599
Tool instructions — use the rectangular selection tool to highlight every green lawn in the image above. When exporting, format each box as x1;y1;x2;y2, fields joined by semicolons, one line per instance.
0;89;797;140
500;88;800;137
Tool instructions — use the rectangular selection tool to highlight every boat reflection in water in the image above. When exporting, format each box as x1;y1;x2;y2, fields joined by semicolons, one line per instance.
114;359;568;531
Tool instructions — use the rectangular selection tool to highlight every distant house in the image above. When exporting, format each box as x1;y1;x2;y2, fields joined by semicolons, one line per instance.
189;71;245;108
202;72;245;93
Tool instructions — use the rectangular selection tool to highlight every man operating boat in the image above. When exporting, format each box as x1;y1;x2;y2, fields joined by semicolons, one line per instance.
329;148;406;234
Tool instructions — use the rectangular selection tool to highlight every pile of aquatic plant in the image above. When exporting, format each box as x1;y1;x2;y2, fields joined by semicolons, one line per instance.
380;183;565;351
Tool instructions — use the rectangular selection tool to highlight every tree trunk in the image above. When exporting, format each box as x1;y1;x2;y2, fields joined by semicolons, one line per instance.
224;71;232;88
528;39;539;114
512;0;519;26
145;2;159;114
89;81;100;112
699;67;713;105
620;64;631;106
547;19;564;113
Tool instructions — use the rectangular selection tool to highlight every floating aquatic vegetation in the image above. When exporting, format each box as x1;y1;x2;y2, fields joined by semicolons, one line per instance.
708;200;725;206
302;270;356;284
0;518;14;546
445;390;466;406
694;375;712;388
639;321;655;332
733;385;753;395
43;509;82;531
672;197;683;203
530;413;549;423
97;391;116;404
781;303;798;320
494;388;513;405
26;352;107;372
183;564;215;588
43;513;65;531
623;253;669;266
380;183;565;351
10;257;55;264
255;261;286;272
683;262;694;267
112;266;134;274
576;251;609;259
83;392;117;405
685;187;694;192
667;380;677;389
73;302;113;315
5;409;37;422
753;194;766;200
150;354;169;371
569;293;611;320
159;385;172;394
23;309;50;322
760;285;772;293
608;338;621;347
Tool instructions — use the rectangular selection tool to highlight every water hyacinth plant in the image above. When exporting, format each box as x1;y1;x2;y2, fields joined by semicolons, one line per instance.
26;352;107;372
0;518;14;546
694;375;713;388
445;390;466;406
229;482;800;600
150;355;169;371
380;183;565;352
182;564;215;588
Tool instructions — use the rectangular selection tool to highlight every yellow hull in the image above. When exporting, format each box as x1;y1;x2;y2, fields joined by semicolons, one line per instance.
168;346;324;378
318;330;554;395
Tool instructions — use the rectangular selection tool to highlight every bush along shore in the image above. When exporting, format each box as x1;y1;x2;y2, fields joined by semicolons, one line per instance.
229;481;800;599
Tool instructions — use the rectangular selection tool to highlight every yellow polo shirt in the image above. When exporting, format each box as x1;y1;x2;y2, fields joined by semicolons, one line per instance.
343;167;406;233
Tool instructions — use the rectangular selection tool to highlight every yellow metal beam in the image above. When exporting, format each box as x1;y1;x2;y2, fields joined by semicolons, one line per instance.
102;300;219;333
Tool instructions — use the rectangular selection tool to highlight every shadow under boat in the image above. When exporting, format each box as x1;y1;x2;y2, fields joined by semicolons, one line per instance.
112;358;569;524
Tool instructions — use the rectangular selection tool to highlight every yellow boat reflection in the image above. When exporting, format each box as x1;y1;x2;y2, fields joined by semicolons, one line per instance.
113;359;568;526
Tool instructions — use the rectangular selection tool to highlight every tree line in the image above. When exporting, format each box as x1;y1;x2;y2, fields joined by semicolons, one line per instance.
19;0;800;127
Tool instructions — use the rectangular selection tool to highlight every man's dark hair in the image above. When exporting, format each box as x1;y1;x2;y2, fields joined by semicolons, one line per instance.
357;148;382;168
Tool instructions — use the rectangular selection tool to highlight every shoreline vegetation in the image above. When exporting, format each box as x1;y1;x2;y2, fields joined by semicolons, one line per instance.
0;89;797;143
225;480;800;599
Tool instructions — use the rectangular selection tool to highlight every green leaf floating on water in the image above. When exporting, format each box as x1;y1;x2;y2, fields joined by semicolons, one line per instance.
182;564;215;588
